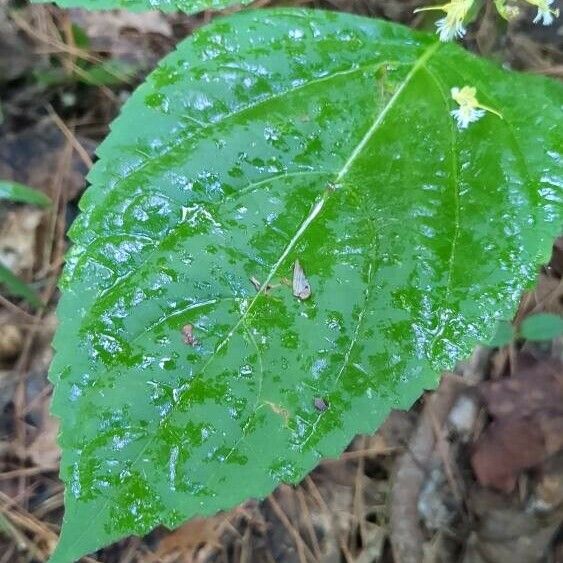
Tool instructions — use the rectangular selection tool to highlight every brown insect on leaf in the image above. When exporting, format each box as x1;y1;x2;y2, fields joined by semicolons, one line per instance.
314;397;328;412
292;260;311;300
181;324;198;346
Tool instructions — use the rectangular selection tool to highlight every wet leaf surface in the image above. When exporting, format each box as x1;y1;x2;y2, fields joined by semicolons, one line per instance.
50;9;562;562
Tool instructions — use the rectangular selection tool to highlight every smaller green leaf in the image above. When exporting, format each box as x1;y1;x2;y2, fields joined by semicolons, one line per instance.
78;60;138;86
0;180;51;207
0;263;43;309
33;68;69;88
488;319;514;347
71;24;90;50
520;313;563;342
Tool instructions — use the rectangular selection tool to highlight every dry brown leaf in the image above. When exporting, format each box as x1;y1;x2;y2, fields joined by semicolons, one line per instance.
69;9;174;68
154;517;223;562
471;359;563;492
471;417;545;493
546;236;563;278
27;414;60;469
70;9;173;39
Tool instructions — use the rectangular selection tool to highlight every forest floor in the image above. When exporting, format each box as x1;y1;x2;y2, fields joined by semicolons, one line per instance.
1;0;562;561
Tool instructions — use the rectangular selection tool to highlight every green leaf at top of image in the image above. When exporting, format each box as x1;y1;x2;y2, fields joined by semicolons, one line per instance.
520;313;563;341
0;263;43;308
32;0;252;14
0;180;51;207
49;8;562;562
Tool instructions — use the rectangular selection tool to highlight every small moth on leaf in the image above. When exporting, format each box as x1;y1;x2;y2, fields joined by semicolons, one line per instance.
292;260;311;300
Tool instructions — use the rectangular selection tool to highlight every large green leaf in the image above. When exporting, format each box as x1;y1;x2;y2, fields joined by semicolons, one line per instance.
32;0;250;14
51;8;562;562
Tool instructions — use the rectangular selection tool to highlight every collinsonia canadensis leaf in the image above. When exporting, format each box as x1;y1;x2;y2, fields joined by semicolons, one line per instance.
32;0;251;14
0;180;51;207
51;9;562;562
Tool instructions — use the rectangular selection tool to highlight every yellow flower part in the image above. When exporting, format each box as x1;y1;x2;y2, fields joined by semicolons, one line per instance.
414;0;474;41
450;86;503;129
525;0;559;25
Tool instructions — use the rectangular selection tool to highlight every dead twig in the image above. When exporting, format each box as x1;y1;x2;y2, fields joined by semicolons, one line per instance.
268;491;317;563
0;295;37;323
47;106;94;169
